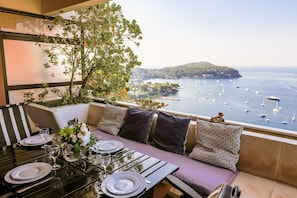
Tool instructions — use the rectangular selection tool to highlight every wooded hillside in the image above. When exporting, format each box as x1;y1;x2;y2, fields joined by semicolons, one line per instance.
133;62;242;79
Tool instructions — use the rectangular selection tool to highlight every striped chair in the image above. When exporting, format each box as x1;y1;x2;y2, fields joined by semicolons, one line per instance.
0;103;32;148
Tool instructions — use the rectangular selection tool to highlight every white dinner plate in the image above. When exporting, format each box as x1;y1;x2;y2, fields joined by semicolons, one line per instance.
4;162;52;184
20;135;53;146
106;172;140;195
101;171;146;198
92;140;123;154
98;141;117;151
11;162;46;180
24;135;46;145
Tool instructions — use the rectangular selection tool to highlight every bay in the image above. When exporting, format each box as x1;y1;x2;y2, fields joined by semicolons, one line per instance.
144;67;297;132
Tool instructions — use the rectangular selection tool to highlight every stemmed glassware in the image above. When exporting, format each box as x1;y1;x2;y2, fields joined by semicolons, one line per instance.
99;153;111;178
48;145;61;170
51;170;62;190
40;128;50;149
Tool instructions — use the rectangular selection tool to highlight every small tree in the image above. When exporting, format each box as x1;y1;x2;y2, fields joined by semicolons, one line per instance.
39;2;142;105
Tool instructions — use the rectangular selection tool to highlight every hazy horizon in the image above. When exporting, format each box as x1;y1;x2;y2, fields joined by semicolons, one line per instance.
115;0;297;68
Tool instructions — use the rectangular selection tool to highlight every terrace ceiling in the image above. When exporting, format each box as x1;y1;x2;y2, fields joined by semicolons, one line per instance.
0;0;109;15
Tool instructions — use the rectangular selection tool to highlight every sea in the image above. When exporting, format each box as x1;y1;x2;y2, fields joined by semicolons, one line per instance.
144;67;297;132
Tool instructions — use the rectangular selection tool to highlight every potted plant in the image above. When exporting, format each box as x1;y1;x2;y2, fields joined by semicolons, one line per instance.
25;2;142;131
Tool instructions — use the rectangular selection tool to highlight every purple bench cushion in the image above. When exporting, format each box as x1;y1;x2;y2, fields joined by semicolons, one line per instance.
93;130;237;196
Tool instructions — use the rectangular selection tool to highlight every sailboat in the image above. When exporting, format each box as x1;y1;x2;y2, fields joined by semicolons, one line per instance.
273;101;280;112
261;99;265;107
292;111;296;122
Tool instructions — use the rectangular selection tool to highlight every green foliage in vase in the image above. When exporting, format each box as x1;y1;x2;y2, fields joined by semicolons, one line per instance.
33;2;142;105
60;122;96;158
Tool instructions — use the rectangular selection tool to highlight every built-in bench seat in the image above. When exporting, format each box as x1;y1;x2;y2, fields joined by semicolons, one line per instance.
93;129;236;197
26;102;297;197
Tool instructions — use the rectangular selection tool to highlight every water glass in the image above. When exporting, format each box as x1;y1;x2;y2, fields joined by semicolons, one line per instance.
99;153;111;178
48;145;61;170
40;128;50;149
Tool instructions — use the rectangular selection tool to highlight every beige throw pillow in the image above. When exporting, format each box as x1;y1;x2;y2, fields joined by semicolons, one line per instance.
97;104;128;135
189;119;243;171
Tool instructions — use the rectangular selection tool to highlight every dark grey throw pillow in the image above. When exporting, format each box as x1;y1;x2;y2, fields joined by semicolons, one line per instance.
153;112;190;155
119;107;155;144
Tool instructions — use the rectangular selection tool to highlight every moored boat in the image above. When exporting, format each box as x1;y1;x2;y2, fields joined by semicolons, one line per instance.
282;117;288;124
273;101;280;112
268;96;280;101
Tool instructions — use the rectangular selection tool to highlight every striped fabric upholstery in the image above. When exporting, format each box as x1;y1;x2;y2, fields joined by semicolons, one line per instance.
0;103;32;147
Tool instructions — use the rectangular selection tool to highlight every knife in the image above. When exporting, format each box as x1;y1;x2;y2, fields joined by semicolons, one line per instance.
16;177;53;194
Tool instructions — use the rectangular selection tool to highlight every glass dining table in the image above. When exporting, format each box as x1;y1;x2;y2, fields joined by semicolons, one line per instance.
0;140;178;198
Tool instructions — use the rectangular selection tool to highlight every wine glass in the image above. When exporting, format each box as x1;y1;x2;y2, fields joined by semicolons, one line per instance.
51;170;62;190
48;145;61;170
95;135;103;148
40;128;50;149
99;153;111;178
93;181;103;197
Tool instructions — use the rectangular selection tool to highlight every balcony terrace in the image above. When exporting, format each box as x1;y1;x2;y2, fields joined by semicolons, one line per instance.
1;2;297;198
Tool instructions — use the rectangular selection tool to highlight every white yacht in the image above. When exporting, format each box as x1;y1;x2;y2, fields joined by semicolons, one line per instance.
268;95;280;101
282;117;288;124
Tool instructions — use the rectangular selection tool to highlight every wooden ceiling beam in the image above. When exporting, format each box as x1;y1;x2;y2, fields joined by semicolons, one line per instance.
0;0;109;16
42;0;109;15
0;0;42;14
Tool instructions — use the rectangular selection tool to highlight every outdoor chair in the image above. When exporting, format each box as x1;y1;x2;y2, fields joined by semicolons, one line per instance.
0;103;33;148
166;175;241;198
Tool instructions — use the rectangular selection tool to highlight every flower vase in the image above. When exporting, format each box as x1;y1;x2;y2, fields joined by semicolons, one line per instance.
62;144;80;162
59;121;96;162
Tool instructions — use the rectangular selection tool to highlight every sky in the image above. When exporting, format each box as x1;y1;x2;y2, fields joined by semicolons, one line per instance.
113;0;297;68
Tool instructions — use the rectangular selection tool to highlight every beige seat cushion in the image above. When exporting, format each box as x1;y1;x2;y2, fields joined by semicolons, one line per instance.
232;172;297;198
272;182;297;198
231;172;275;198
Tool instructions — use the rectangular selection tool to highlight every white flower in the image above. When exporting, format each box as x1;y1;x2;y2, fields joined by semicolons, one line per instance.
82;131;91;145
72;136;77;143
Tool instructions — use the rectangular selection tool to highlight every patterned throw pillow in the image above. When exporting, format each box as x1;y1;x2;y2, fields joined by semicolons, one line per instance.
153;112;191;155
189;119;243;171
97;104;128;135
119;107;155;144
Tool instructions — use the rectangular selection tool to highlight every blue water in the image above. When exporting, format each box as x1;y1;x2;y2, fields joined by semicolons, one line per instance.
144;67;297;131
